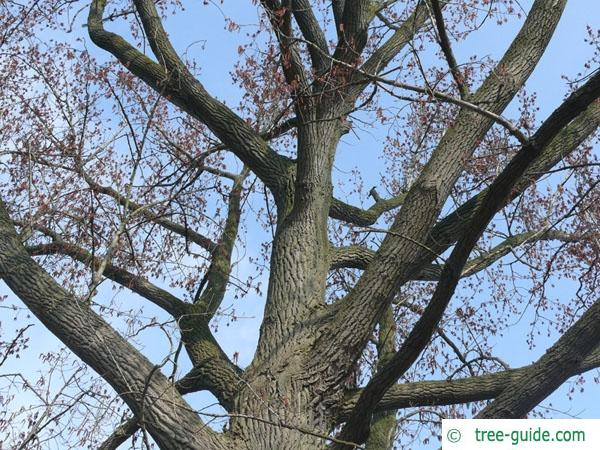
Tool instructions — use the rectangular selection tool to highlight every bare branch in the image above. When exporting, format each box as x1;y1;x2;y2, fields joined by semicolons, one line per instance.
26;241;187;317
0;199;226;449
84;174;218;253
428;0;468;98
330;191;407;227
330;230;585;277
258;0;309;94
333;66;600;448
88;0;292;198
477;298;600;418
338;345;600;420
291;0;330;74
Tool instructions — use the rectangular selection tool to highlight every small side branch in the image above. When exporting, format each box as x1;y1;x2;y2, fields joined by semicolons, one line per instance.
330;191;407;227
27;241;187;316
428;0;468;98
337;345;600;421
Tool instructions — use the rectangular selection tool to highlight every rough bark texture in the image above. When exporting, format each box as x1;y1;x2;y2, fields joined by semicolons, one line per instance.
2;1;600;449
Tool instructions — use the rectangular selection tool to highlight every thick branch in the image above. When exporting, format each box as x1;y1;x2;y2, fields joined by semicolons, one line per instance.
179;171;247;406
430;99;600;253
330;230;585;278
98;418;139;450
259;0;309;93
334;65;600;449
99;359;246;450
338;345;600;420
477;298;600;418
88;0;292;199
0;199;226;450
25;240;242;408
323;0;568;375
366;306;398;450
27;241;186;317
428;0;468;98
333;0;372;65
347;1;439;102
291;0;330;74
332;0;345;38
192;168;248;318
330;191;407;227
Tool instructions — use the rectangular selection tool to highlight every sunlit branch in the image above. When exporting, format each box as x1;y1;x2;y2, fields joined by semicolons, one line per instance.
330;191;407;227
325;1;568;377
477;299;600;418
291;0;330;74
330;230;585;277
333;0;372;65
431;99;600;255
0;199;224;449
338;345;600;421
88;0;292;198
192;167;249;318
258;0;309;95
82;175;219;253
333;66;600;449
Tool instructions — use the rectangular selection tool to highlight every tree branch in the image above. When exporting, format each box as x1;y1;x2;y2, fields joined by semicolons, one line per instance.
258;0;309;94
291;0;330;74
0;199;226;450
347;0;440;101
430;98;600;254
477;298;600;418
192;167;249;318
338;345;600;421
26;241;187;317
83;175;219;253
428;0;468;98
321;0;568;382
329;191;407;227
99;357;246;450
88;0;292;199
333;65;600;449
333;0;372;65
330;230;586;277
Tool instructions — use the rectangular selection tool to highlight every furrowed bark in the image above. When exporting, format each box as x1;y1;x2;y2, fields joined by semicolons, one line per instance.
99;358;249;450
338;345;600;420
333;0;372;65
317;0;567;395
235;116;343;449
27;174;246;411
181;170;248;409
334;66;600;448
0;199;227;450
98;418;139;450
477;299;600;418
291;0;330;74
88;0;292;200
259;0;309;96
430;98;600;252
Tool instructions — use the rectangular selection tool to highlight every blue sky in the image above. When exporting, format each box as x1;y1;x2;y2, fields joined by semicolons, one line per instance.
1;0;599;448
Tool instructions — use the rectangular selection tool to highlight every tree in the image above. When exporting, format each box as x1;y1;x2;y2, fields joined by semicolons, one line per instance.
1;0;600;449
